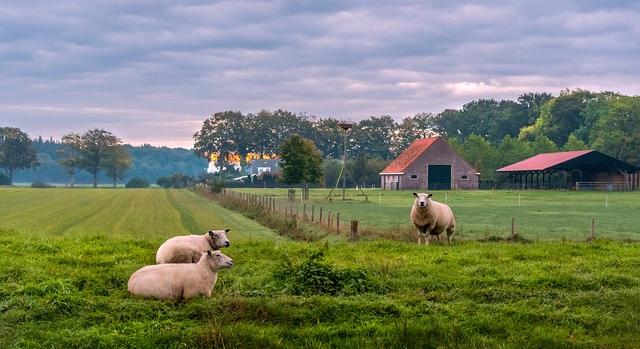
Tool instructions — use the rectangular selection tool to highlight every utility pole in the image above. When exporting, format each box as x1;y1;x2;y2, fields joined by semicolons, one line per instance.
338;123;353;201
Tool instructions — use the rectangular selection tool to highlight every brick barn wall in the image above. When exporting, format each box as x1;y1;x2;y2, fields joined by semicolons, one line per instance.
398;137;478;190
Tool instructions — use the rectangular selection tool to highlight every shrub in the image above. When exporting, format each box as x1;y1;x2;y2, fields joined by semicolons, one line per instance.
125;177;150;188
31;182;53;188
0;173;10;185
275;250;380;295
210;179;225;193
156;176;172;188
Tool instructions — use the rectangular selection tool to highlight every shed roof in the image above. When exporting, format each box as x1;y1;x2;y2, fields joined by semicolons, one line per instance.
380;136;439;174
496;150;636;172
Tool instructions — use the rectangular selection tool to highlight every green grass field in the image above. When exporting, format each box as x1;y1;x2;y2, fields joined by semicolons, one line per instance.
1;188;640;348
235;188;640;240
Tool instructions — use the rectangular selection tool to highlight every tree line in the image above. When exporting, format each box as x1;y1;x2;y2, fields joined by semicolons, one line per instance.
193;89;640;184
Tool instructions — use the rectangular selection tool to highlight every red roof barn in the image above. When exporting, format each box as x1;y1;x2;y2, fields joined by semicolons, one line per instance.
380;136;478;190
496;150;639;190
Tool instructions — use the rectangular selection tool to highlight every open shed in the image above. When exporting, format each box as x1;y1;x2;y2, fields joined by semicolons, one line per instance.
496;150;639;190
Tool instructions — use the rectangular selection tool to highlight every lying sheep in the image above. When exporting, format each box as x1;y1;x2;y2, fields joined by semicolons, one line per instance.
156;229;230;264
410;192;455;245
128;250;234;300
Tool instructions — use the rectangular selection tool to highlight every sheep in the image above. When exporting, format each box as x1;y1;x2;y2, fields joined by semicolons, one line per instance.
155;229;230;264
128;250;234;300
410;192;456;245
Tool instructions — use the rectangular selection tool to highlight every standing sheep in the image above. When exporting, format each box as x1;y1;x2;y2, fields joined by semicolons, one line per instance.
410;192;455;245
128;250;234;300
156;229;230;264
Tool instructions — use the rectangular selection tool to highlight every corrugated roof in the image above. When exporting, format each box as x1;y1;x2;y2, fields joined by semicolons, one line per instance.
380;137;439;174
496;150;592;172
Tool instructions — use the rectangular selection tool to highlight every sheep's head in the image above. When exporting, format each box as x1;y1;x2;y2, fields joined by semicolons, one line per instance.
206;250;234;269
413;192;433;208
207;229;231;249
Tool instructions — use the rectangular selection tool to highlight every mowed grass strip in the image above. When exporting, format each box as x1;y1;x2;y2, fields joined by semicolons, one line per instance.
235;188;640;240
0;188;277;242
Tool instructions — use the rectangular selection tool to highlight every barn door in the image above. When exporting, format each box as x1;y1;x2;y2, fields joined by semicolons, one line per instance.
428;165;451;190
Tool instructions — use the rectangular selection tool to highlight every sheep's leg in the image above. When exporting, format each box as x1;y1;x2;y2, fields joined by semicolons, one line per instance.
417;233;421;245
447;227;453;244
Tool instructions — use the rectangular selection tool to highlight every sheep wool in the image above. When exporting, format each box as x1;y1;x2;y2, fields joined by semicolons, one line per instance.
128;250;234;300
410;192;455;245
156;229;230;264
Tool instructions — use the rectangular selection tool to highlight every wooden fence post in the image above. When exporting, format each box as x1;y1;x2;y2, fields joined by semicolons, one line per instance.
319;207;323;223
328;211;332;228
311;205;315;222
511;217;517;240
336;213;340;233
303;203;307;222
350;220;358;241
590;217;596;241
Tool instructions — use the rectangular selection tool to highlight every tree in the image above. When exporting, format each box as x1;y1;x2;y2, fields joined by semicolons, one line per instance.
79;129;122;188
157;176;172;188
590;96;640;167
57;133;82;187
0;127;39;184
457;134;499;181
193;111;248;168
563;134;589;151
279;135;323;185
310;117;343;159
519;89;595;145
102;145;132;188
126;177;150;188
498;135;532;167
394;113;435;155
349;116;396;160
531;135;557;155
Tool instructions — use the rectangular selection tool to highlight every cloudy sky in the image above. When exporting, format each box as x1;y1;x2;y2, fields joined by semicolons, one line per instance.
2;0;639;148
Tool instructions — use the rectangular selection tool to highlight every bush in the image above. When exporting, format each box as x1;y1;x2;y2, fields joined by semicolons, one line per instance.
156;176;172;188
125;177;150;188
210;179;225;193
0;173;10;185
275;250;380;296
31;182;53;188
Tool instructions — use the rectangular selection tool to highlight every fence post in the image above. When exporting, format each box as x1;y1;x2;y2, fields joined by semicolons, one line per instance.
328;211;332;229
303;203;307;222
319;207;323;223
590;217;596;241
311;205;315;222
336;213;340;233
350;220;358;241
511;217;517;240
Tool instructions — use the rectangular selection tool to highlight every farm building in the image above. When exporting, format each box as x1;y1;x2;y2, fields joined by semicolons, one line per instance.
380;136;478;190
496;150;639;190
246;159;280;176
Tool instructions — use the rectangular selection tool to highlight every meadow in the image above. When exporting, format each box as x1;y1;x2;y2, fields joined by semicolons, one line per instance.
1;188;640;348
235;188;640;240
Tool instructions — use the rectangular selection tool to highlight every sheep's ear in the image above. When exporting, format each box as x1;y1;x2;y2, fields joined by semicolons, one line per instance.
224;228;230;233
427;193;433;198
413;192;418;197
208;231;214;236
207;250;212;256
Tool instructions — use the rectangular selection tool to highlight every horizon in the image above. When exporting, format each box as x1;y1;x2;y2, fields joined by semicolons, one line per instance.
2;1;640;148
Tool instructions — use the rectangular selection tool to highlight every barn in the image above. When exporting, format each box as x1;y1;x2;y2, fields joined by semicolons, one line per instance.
496;150;639;190
380;136;478;190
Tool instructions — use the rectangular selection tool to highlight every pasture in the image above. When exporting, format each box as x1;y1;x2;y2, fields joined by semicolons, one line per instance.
234;188;640;240
1;188;640;348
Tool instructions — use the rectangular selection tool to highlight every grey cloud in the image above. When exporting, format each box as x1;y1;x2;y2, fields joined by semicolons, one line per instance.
1;0;639;147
